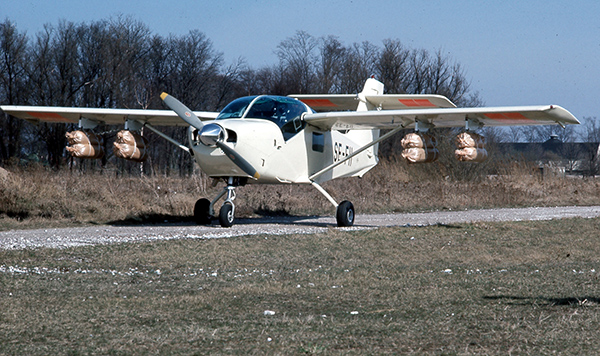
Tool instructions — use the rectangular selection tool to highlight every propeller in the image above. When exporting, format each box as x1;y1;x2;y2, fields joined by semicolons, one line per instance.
160;92;260;179
160;93;205;130
215;137;260;179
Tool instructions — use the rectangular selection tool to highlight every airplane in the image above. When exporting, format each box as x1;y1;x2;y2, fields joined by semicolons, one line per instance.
0;78;580;227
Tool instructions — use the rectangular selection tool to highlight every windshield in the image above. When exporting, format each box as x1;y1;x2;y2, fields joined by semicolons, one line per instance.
245;96;305;122
216;96;256;119
217;95;309;140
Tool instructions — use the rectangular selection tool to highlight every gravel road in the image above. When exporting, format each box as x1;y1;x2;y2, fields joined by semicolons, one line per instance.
1;205;600;250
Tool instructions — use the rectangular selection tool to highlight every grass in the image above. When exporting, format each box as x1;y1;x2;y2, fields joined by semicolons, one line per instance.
1;158;600;230
1;217;600;354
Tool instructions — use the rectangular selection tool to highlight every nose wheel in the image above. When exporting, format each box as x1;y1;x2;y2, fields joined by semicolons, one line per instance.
194;177;239;228
219;202;235;227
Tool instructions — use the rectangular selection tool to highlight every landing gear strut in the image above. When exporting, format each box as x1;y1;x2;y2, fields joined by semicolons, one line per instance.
194;178;354;228
193;177;241;228
311;182;355;227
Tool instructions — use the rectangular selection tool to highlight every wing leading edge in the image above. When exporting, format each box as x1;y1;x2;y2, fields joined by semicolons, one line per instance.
0;106;219;126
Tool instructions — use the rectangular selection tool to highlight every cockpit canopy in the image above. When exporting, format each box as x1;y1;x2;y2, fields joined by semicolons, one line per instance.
217;96;310;140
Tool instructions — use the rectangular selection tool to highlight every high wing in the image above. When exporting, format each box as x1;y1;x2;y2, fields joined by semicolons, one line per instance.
292;94;456;111
299;103;579;131
0;105;219;126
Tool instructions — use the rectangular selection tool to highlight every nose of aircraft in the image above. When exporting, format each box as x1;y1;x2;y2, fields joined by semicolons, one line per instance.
199;123;224;147
161;93;260;180
196;122;260;179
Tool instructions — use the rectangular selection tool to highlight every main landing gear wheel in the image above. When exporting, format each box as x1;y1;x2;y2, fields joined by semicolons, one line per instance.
219;202;235;228
194;198;212;225
336;200;355;227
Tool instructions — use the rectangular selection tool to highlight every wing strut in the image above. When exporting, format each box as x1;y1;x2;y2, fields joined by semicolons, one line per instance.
143;122;190;153
309;125;406;181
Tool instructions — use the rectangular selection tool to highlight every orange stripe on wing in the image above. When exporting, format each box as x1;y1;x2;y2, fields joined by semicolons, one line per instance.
484;113;505;119
484;112;533;124
398;99;435;107
504;112;528;119
299;99;337;107
26;112;71;123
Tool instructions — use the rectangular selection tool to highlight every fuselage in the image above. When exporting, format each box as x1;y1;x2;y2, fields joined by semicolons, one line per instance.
187;95;379;184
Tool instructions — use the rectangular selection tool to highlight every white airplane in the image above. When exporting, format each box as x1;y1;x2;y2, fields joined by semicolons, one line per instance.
1;78;579;227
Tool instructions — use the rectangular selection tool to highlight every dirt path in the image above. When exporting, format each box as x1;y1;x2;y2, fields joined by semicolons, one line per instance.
2;206;600;250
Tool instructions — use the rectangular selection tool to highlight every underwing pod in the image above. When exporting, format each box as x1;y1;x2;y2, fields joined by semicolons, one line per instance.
401;133;438;163
400;132;437;149
455;132;488;162
455;147;488;162
401;146;439;163
113;130;149;162
455;131;486;149
65;130;104;159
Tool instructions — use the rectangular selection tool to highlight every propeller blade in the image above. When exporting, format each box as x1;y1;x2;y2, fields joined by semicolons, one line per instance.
215;141;260;179
160;92;204;130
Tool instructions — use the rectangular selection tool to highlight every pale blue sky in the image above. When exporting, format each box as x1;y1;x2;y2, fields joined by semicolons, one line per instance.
2;0;599;120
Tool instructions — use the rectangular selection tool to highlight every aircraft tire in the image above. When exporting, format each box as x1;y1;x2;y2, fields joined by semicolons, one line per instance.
219;202;235;228
194;198;212;225
336;200;355;227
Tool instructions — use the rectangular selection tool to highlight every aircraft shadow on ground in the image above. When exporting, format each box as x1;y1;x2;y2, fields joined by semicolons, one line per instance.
107;213;337;228
483;295;600;306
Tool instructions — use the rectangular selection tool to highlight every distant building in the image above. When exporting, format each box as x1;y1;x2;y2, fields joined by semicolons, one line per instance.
496;136;600;177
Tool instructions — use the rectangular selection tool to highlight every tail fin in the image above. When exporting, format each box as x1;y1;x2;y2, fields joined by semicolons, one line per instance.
357;78;384;112
361;77;384;95
347;78;383;153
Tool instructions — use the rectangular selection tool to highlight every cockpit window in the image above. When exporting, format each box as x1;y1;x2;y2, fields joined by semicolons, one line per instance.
216;96;256;120
217;95;308;140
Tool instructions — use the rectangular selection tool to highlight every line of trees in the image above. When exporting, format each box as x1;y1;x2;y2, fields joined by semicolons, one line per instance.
0;17;596;175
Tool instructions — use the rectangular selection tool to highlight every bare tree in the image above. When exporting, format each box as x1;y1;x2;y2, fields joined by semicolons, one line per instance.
210;58;246;111
506;126;525;142
407;48;429;95
376;39;410;94
35;20;84;168
580;117;600;175
104;17;151;108
316;36;345;94
167;30;222;107
0;20;29;163
338;41;378;93
78;20;110;108
275;31;318;94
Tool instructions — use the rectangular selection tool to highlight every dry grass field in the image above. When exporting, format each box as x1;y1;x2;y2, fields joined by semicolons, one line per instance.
1;157;599;230
1;218;600;354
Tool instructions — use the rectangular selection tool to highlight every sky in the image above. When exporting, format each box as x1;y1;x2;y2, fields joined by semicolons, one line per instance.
2;0;599;121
